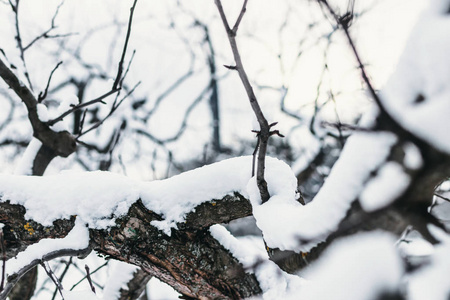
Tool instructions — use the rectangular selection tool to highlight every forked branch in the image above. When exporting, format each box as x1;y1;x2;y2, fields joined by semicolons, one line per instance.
215;0;276;203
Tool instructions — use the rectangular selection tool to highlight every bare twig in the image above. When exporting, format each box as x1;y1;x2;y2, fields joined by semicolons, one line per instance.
23;0;68;51
46;88;119;126
41;262;64;299
47;0;138;133
215;0;274;203
51;258;72;300
317;0;385;117
135;83;210;144
84;265;96;294
321;121;371;132
112;0;138;90
435;193;450;203
69;261;108;291
0;247;91;300
10;0;33;90
38;61;63;103
77;81;140;138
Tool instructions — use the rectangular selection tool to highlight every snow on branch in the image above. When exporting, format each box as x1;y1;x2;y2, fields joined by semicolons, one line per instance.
0;156;294;233
299;231;403;300
380;3;450;154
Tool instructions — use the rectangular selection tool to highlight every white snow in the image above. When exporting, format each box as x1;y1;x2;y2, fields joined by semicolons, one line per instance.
2;136;401;254
147;277;181;300
14;138;42;175
6;218;89;276
408;226;450;300
50;94;79;132
360;162;411;212
299;231;403;300
0;156;298;239
142;156;297;235
0;170;140;228
210;224;305;300
251;132;397;251
141;156;252;234
101;260;139;299
380;1;450;154
36;103;49;122
403;142;423;170
62;289;100;300
398;236;434;258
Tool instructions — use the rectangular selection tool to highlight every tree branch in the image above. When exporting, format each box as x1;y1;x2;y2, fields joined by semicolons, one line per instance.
0;57;77;159
0;193;259;299
112;0;138;90
215;0;273;203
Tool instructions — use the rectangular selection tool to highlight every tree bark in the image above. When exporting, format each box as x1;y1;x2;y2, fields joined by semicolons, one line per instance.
0;194;260;299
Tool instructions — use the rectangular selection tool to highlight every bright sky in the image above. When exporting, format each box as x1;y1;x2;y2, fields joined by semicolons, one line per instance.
0;0;428;176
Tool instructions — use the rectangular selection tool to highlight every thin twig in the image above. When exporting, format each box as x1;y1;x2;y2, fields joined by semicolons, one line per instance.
46;88;119;126
69;261;108;291
38;61;63;103
215;0;273;203
0;247;91;300
11;0;33;90
41;262;64;300
116;49;136;104
232;0;248;33
51;257;72;300
77;81;140;138
135;83;210;144
84;265;96;294
252;134;260;177
23;0;67;51
317;0;384;117
112;0;138;90
435;193;450;203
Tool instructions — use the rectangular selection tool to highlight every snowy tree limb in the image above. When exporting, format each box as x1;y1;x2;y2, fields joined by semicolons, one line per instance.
0;195;259;299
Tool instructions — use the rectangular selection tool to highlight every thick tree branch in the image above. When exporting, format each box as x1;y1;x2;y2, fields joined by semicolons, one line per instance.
0;193;259;299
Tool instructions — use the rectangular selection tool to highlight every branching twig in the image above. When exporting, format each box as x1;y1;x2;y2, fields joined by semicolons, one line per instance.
46;88;119;126
23;0;69;51
317;0;385;118
215;0;275;203
51;258;72;300
135;83;210;144
69;261;108;291
0;247;91;300
77;81;140;138
46;0;138;129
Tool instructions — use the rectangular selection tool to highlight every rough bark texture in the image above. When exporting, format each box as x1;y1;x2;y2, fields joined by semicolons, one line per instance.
0;195;260;299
